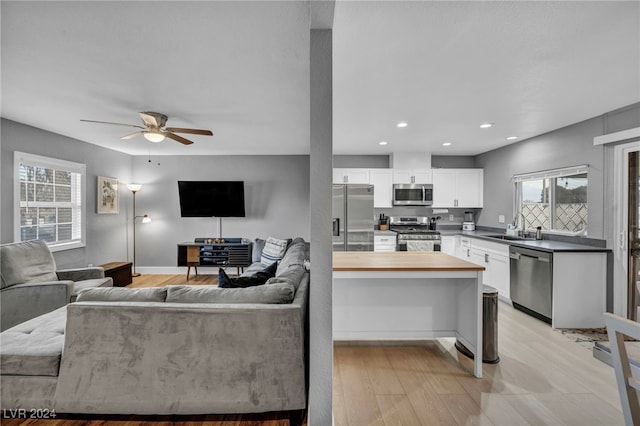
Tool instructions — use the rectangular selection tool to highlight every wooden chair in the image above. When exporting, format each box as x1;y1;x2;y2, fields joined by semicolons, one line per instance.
604;312;640;425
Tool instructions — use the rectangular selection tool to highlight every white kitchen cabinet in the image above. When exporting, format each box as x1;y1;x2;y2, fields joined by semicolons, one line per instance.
552;252;607;328
456;236;472;259
432;168;483;208
440;235;456;256
369;169;393;208
392;168;432;184
374;233;397;252
333;168;370;184
467;238;510;299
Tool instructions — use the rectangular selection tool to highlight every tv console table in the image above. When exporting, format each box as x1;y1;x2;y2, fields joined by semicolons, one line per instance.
177;238;252;280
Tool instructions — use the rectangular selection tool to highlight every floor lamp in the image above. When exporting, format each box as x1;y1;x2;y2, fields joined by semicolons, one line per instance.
127;184;151;277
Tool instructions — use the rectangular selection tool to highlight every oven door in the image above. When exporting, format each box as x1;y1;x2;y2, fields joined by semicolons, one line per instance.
397;235;441;251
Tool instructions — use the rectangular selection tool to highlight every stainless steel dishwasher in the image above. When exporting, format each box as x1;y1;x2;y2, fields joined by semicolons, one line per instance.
509;246;553;324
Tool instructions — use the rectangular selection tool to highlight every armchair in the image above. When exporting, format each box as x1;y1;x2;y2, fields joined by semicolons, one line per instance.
1;240;112;331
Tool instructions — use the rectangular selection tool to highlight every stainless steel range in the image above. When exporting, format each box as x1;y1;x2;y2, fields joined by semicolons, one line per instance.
389;216;441;251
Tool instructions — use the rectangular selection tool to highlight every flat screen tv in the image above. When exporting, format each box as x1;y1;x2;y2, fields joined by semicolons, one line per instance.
178;181;246;217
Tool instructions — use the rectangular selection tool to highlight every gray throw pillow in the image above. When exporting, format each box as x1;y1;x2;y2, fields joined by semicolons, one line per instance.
252;238;266;263
76;287;167;302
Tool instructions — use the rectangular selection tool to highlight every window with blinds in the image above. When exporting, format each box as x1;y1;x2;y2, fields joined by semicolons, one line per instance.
513;165;588;235
14;152;86;251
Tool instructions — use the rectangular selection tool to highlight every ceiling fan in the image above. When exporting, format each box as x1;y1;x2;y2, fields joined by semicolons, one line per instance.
80;111;213;145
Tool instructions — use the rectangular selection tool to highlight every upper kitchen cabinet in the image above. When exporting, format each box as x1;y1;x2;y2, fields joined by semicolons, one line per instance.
392;168;432;184
432;169;483;208
333;168;370;184
369;169;393;208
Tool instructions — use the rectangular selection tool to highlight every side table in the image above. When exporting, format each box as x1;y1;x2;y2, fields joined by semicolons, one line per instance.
100;261;133;287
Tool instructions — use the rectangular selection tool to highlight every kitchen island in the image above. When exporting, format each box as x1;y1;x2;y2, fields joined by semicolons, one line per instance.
333;251;485;377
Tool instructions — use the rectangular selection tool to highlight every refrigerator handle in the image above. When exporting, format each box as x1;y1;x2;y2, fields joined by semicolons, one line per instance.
333;218;340;236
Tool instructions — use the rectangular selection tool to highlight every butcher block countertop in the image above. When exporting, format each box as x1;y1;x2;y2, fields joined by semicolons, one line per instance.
333;251;485;272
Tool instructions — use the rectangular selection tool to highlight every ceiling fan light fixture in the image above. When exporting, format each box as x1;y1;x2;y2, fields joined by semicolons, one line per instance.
144;131;165;143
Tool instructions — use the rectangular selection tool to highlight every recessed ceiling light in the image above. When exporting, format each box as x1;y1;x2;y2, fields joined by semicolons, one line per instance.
396;122;408;128
379;141;388;145
506;136;518;140
442;142;452;146
480;123;493;129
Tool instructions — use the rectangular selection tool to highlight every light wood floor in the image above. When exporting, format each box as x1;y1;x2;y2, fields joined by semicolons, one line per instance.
9;274;622;425
333;301;625;426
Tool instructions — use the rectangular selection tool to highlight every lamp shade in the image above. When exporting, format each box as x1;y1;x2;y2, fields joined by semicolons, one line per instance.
127;183;142;192
144;131;165;143
141;214;152;223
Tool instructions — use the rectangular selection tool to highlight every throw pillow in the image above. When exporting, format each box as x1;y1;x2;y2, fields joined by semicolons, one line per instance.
252;238;266;263
260;237;289;266
218;262;277;288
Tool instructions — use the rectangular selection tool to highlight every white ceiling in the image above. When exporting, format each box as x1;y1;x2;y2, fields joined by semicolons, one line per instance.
2;1;639;157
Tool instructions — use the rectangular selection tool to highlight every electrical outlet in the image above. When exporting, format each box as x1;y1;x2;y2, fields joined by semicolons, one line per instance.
449;214;454;221
498;215;505;223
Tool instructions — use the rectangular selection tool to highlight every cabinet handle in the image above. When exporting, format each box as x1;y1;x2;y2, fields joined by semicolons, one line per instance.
344;175;348;183
466;248;470;257
411;175;415;184
485;253;489;263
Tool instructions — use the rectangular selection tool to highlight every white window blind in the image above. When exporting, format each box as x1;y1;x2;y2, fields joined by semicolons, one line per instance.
14;152;86;251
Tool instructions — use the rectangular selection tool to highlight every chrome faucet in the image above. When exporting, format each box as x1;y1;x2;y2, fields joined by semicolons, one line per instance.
514;212;527;235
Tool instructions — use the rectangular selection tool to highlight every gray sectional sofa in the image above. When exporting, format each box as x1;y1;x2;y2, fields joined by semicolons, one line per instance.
0;237;309;415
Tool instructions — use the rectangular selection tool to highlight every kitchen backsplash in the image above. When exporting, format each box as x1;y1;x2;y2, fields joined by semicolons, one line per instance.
373;206;481;225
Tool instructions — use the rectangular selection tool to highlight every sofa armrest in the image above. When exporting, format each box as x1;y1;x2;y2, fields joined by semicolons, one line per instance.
0;281;73;331
57;267;105;281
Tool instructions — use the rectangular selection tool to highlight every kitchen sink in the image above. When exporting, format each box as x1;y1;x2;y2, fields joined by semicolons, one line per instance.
484;234;528;241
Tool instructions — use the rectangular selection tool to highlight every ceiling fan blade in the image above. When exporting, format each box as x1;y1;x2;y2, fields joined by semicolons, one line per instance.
80;119;145;129
165;127;213;136
165;132;194;145
121;131;144;140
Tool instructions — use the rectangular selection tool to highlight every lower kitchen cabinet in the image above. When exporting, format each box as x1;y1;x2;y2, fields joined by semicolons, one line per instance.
440;235;456;256
374;233;397;251
465;238;510;300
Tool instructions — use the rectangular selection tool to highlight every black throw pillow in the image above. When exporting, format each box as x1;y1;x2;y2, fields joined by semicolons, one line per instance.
218;262;278;289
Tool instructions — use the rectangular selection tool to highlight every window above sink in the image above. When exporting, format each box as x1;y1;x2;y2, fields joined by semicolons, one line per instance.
513;165;588;236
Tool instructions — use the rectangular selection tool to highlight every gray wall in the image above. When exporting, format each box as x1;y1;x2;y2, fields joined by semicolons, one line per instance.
333;155;389;168
1;119;133;268
131;155;310;269
333;154;475;169
1;119;311;271
432;155;476;169
475;103;640;238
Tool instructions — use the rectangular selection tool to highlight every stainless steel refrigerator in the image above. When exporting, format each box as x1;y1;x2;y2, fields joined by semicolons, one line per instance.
332;184;374;251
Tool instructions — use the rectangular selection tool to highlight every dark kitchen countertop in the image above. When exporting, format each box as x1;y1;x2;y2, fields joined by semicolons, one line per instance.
437;228;610;253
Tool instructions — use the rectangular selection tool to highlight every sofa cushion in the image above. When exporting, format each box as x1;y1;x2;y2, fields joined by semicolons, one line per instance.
166;282;295;304
76;286;167;302
276;241;306;276
1;240;58;289
260;237;289;266
268;264;306;291
0;307;66;376
241;262;269;276
218;262;277;288
71;278;113;295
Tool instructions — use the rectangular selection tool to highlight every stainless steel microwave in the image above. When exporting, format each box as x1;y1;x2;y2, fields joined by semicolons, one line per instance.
392;183;433;206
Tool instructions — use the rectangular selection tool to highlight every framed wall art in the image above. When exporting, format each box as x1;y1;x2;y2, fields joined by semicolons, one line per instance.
97;176;119;214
